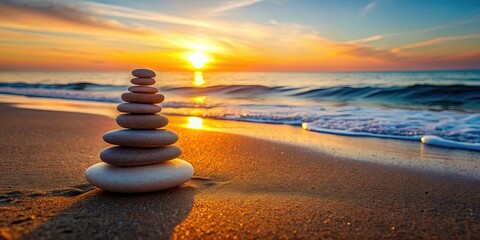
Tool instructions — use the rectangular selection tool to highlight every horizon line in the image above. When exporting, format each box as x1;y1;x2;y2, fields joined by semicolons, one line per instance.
0;68;479;74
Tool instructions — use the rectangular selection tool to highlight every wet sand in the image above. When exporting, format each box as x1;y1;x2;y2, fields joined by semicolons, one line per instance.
0;103;479;239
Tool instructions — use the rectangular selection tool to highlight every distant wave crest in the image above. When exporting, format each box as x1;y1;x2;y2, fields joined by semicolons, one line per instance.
292;84;480;107
162;84;480;111
1;81;480;149
1;82;479;111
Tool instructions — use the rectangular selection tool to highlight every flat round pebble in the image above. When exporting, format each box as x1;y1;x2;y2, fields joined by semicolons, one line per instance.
121;92;164;104
85;159;193;193
117;103;161;114
131;78;156;85
128;86;158;93
103;129;178;147
116;114;168;129
100;145;182;166
132;69;156;78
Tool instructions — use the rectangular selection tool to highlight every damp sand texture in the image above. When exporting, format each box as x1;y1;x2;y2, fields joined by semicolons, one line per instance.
0;104;479;239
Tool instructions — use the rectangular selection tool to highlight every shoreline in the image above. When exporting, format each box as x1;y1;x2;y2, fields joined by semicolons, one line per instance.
1;90;479;151
0;101;479;238
1;94;479;180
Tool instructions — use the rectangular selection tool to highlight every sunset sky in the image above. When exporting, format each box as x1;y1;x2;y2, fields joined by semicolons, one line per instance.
1;0;479;72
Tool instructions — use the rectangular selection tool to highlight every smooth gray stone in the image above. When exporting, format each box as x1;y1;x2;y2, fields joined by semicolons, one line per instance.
121;92;164;104
132;69;156;78
131;78;156;85
100;145;182;166
103;129;178;147
85;159;194;193
116;114;168;129
117;103;161;114
128;86;158;93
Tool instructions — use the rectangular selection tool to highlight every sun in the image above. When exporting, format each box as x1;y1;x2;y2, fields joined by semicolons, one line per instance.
187;51;209;69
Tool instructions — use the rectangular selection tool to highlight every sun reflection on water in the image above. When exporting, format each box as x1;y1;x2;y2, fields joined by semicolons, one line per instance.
186;116;204;129
193;71;205;86
191;96;206;104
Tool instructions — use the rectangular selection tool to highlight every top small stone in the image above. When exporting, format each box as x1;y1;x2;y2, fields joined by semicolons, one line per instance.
132;69;156;78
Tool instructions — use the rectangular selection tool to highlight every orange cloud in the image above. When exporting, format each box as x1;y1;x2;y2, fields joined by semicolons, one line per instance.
0;0;149;36
0;0;478;72
392;34;480;53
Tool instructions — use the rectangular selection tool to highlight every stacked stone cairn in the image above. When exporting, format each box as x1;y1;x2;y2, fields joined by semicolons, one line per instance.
85;69;194;193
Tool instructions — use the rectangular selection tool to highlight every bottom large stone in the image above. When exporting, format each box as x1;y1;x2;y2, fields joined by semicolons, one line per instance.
85;159;194;193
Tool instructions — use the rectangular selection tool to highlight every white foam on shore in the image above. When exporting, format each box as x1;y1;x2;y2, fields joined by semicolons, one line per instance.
302;123;421;141
421;135;480;151
303;123;480;152
1;87;479;151
0;87;121;103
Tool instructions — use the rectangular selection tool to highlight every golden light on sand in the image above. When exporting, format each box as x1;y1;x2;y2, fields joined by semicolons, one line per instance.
186;116;204;129
187;51;209;69
193;71;205;86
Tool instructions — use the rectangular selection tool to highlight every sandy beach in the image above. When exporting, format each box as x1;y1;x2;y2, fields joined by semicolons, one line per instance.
2;0;480;238
0;98;479;239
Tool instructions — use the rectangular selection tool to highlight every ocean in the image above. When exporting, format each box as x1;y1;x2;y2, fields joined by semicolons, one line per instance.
0;70;479;150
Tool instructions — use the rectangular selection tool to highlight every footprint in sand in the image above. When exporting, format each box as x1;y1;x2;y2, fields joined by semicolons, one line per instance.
49;185;96;197
0;184;96;205
190;176;231;188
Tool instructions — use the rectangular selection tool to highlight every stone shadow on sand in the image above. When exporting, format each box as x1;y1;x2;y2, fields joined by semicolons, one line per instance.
23;186;195;240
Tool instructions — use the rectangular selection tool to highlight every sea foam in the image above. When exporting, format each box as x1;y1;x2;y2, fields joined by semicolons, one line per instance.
1;70;479;151
421;135;480;151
